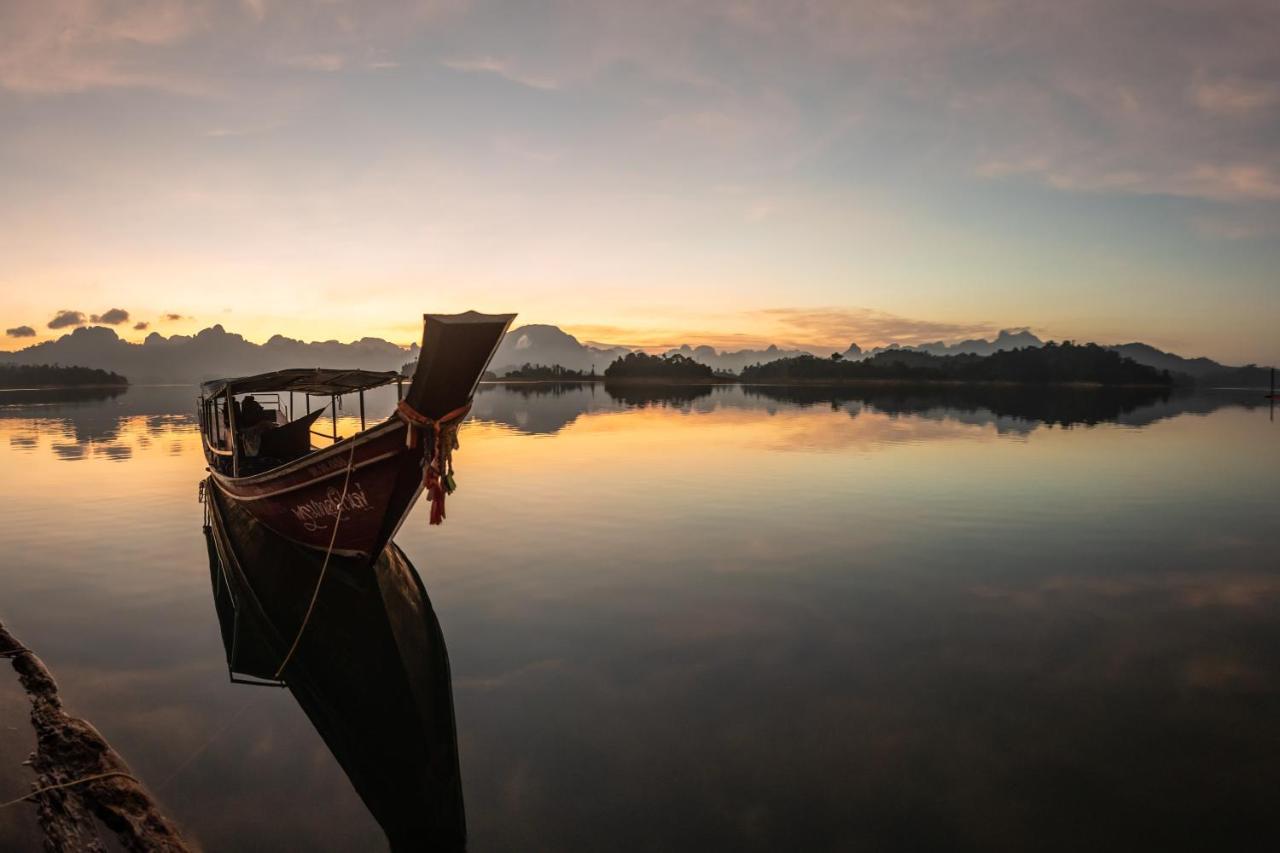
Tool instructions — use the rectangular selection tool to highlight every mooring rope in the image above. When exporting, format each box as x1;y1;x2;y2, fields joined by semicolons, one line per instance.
0;771;141;810
273;439;358;680
154;694;260;793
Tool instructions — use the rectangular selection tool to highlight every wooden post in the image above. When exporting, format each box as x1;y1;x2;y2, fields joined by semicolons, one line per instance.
331;395;338;442
397;377;403;401
227;387;239;477
359;389;366;431
289;391;294;421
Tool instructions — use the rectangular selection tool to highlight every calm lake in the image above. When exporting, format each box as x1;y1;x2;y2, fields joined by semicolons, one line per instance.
1;382;1277;851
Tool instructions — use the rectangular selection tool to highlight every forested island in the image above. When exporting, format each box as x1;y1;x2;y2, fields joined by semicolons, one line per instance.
603;352;720;381
0;363;129;389
738;343;1172;386
485;343;1174;387
500;363;594;380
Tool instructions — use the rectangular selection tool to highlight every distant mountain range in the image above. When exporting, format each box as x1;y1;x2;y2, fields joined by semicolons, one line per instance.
857;328;1045;359
0;325;416;385
0;322;1270;387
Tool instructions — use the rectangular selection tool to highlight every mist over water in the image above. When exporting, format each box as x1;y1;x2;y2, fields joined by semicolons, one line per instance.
1;383;1277;851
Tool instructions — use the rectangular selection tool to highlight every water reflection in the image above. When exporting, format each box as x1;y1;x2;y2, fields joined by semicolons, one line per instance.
466;381;1263;436
0;382;1277;850
204;484;465;851
0;386;197;461
2;384;1264;453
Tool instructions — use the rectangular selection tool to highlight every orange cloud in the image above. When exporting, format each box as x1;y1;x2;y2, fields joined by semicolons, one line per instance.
566;307;1000;353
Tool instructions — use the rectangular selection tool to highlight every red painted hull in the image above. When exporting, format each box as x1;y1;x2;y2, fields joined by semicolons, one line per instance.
210;417;428;559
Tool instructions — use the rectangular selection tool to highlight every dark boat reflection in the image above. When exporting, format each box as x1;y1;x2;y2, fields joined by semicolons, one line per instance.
203;479;466;851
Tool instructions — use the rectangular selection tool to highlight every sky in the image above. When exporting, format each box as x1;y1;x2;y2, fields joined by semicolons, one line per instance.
1;0;1278;363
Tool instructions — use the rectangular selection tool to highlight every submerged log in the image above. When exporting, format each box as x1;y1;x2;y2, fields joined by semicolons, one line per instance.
0;622;192;853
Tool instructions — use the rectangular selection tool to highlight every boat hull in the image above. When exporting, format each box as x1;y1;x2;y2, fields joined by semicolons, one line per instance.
209;418;426;559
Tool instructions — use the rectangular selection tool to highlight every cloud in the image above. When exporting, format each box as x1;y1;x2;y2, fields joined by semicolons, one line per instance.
755;307;998;349
565;307;1003;352
4;0;1274;209
427;0;1280;205
283;53;345;72
134;321;150;331
1191;77;1280;118
5;325;36;338
163;313;186;321
91;308;130;325
204;122;285;138
0;0;204;94
440;57;559;90
47;309;87;329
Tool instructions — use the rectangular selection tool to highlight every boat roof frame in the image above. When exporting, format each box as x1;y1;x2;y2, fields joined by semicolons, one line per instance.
200;368;402;399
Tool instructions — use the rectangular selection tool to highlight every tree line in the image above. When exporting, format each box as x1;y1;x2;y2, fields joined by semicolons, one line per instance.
0;363;129;389
603;352;717;381
738;343;1173;385
463;342;1182;386
501;363;595;380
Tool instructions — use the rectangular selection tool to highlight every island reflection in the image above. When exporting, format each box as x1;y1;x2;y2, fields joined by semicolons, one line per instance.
0;384;1266;460
468;381;1264;436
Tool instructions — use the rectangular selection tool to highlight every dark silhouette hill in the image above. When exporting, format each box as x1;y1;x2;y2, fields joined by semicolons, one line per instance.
740;343;1172;386
491;325;627;374
604;352;717;382
2;322;1267;388
1108;342;1271;387
859;328;1045;359
659;343;817;374
1;363;127;388
0;325;417;384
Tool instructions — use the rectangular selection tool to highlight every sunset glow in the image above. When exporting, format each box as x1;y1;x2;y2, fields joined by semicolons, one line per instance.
2;1;1278;363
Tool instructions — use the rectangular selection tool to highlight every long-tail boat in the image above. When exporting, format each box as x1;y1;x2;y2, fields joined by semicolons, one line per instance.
204;481;465;850
198;311;514;560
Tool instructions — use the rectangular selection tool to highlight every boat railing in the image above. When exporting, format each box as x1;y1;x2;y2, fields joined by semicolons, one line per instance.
309;428;344;452
204;434;234;457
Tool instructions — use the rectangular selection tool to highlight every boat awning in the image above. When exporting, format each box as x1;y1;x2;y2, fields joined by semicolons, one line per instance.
200;368;402;398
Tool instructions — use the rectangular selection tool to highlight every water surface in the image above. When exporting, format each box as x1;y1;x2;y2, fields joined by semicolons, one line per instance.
0;383;1277;851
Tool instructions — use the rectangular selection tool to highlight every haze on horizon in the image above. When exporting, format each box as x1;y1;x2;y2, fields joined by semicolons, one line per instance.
2;0;1278;365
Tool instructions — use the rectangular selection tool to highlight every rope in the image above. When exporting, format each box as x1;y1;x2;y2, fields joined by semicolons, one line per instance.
272;439;358;680
396;400;470;525
0;771;140;810
154;695;259;792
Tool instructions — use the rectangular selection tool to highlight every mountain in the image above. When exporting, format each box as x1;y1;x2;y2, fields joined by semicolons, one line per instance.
0;325;417;384
660;343;820;374
5;322;1268;389
1106;342;1270;386
490;324;629;374
857;328;1045;359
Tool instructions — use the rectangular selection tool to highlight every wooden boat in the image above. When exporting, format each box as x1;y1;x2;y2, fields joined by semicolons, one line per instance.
198;311;514;560
204;481;466;851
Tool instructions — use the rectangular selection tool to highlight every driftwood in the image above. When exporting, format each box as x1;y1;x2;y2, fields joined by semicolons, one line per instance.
0;622;192;852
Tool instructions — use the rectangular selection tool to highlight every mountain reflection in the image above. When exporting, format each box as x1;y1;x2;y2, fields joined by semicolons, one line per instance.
204;484;465;852
0;386;195;460
0;384;1266;455
468;381;1263;436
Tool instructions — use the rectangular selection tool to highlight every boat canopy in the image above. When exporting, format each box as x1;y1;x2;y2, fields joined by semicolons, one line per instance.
200;368;402;398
